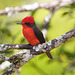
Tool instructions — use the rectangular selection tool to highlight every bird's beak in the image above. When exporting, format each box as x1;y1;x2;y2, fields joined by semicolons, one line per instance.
17;22;25;25
17;22;22;24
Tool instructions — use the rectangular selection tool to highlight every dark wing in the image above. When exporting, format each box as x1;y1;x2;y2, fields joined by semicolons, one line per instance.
32;23;53;59
32;25;45;44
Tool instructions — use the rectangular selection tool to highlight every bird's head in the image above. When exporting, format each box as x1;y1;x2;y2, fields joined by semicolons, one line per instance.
17;16;35;27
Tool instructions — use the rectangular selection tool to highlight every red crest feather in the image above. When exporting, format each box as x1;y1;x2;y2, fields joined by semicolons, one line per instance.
21;16;34;23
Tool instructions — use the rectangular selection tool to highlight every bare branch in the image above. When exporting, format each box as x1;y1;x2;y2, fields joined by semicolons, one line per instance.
42;14;51;38
0;28;75;52
1;50;36;75
1;28;75;75
0;0;75;15
0;44;33;51
42;8;55;38
33;28;75;52
0;54;9;62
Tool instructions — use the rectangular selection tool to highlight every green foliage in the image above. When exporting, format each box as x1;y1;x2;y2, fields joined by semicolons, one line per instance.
0;0;75;75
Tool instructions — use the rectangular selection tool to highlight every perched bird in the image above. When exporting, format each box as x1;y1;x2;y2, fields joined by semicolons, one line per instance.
17;16;53;59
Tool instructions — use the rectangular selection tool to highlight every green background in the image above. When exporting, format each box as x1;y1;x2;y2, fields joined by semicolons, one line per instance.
0;0;75;75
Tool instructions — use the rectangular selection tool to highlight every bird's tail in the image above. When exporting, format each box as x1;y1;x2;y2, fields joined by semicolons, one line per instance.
46;51;53;59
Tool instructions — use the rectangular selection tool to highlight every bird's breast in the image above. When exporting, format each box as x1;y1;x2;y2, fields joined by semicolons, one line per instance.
22;27;41;46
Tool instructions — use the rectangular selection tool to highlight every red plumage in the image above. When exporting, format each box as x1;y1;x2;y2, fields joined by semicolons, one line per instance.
21;16;34;23
22;25;41;46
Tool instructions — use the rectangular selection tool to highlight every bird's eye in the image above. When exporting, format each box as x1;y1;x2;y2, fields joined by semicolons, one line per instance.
25;23;30;26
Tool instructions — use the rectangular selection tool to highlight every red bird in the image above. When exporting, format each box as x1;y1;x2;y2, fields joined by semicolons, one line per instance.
17;16;53;59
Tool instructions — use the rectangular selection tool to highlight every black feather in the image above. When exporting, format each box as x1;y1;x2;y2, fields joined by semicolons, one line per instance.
32;22;45;43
